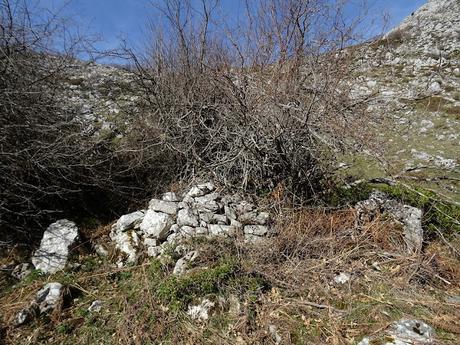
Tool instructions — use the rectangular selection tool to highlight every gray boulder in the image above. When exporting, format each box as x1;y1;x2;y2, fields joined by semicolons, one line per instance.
139;210;174;240
177;208;199;227
114;211;144;232
244;225;269;236
148;199;179;215
32;220;79;274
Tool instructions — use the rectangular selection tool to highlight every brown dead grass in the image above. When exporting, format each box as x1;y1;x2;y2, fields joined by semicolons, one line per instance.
1;207;459;344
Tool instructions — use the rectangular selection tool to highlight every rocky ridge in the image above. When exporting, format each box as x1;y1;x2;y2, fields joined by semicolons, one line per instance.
348;0;460;201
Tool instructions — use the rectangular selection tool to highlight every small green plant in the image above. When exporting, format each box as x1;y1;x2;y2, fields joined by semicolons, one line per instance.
153;257;269;312
56;322;72;334
21;269;43;285
155;258;237;310
327;183;374;207
377;184;460;236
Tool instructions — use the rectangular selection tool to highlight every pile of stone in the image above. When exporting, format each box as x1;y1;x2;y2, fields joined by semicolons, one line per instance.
109;182;271;266
356;191;423;253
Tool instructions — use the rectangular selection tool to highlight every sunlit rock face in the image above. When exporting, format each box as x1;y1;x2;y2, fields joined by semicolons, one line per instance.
32;220;79;274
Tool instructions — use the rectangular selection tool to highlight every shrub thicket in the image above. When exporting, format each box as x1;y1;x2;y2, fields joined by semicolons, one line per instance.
128;0;374;198
1;0;376;243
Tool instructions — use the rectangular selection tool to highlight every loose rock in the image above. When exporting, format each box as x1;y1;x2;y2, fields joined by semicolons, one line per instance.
356;191;423;253
140;210;174;240
177;208;199;227
32;219;79;274
162;192;180;202
334;272;351;284
11;263;33;280
114;211;144;232
88;300;103;313
36;282;63;314
148;199;179;215
187;298;215;322
173;250;199;275
244;225;269;236
358;319;435;345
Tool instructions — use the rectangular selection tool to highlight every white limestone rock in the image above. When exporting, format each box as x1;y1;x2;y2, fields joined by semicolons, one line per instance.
243;225;269;236
208;224;239;237
36;282;63;314
110;228;140;263
139;210;174;240
356;191;424;253
147;246;162;258
185;182;216;198
239;211;270;225
334;272;351;284
224;205;237;220
177;208;199;227
87;300;103;313
187;298;215;322
193;194;221;212
114;211;144;232
428;81;442;93
94;244;109;257
235;201;255;215
244;234;266;244
13;308;32;326
148;199;179;215
11;263;33;280
177;226;196;238
32;220;79;274
199;212;228;225
173;250;199;275
358;319;435;345
162;192;180;202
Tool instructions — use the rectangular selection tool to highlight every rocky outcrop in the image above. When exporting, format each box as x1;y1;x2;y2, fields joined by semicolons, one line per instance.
349;0;459;191
356;191;423;253
31;220;79;274
109;182;272;265
358;319;435;345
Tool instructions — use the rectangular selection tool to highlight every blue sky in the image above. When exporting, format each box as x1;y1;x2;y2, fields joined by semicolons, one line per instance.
33;0;426;61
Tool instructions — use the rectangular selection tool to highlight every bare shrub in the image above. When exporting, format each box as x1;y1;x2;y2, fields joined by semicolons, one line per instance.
0;0;179;242
384;27;410;47
127;0;375;199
